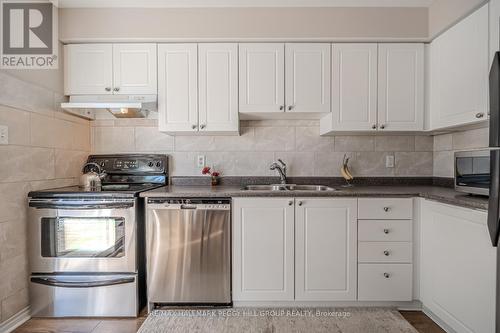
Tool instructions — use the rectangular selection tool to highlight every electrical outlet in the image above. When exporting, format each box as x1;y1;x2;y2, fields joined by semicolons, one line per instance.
197;155;206;168
386;155;395;168
0;125;8;145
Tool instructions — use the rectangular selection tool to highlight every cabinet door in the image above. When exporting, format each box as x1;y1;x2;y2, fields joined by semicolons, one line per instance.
378;44;424;131
330;44;378;131
113;44;157;95
64;44;113;95
198;44;239;133
239;43;285;113
157;44;198;133
285;43;331;113
421;200;495;333
233;198;294;301
429;4;489;129
295;198;357;301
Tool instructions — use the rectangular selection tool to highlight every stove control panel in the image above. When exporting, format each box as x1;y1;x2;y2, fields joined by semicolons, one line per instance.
87;154;167;174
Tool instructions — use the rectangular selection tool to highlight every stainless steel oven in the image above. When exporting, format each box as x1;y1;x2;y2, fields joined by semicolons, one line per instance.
455;150;491;196
28;197;137;273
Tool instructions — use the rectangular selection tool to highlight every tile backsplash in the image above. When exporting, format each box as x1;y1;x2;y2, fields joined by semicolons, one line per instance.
91;119;434;178
0;72;90;323
433;126;489;178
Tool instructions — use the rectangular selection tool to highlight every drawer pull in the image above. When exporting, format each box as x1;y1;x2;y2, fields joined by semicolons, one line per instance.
288;201;293;206
383;228;390;234
383;250;390;256
383;273;390;279
383;207;390;212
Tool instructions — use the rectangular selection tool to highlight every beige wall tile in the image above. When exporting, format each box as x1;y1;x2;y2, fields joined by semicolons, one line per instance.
313;152;353;177
452;127;489;151
395;152;433;176
30;114;75;149
212;127;255;152
295;127;334;152
175;136;216;152
92;127;135;153
30;178;79;191
1;287;29;322
433;151;454;178
414;135;434;152
135;127;174;152
334;136;375;152
273;152;315;176
0;146;54;182
0;219;27;263
352;152;395;176
375;136;415;152
208;152;275;176
114;119;158;127
254;127;295;151
71;123;91;151
433;133;453;151
168;152;197;176
0;182;30;223
0;106;30;146
55;150;88;179
0;253;28;301
0;72;54;115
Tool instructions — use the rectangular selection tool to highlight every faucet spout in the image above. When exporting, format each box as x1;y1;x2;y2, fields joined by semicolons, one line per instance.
270;160;287;184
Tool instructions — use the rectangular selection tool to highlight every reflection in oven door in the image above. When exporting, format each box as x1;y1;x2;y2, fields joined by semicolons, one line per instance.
28;198;137;273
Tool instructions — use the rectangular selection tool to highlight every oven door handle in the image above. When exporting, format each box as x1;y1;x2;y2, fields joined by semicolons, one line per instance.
29;199;135;210
30;276;135;288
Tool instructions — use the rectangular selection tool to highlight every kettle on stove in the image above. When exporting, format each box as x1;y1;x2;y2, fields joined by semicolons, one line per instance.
80;162;107;191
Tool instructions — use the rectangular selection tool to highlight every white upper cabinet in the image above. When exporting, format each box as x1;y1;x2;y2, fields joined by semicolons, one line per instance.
239;43;285;113
428;4;489;130
378;44;424;131
64;43;157;96
198;43;239;133
232;198;295;301
158;43;239;135
285;43;331;113
322;44;378;133
64;44;113;95
238;43;331;116
112;44;157;95
295;198;357;301
158;44;198;133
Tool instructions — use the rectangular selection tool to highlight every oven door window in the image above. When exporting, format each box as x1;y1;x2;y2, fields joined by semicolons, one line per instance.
41;217;125;258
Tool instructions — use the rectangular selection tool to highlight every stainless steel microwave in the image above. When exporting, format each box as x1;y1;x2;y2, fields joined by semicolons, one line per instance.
455;150;491;196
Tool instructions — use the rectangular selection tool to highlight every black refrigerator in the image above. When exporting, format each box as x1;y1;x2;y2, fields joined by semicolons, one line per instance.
489;51;500;333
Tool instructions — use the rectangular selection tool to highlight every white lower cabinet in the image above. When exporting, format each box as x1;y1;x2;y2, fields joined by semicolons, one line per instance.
232;198;295;301
358;264;413;301
295;198;357;301
420;200;496;333
232;197;357;302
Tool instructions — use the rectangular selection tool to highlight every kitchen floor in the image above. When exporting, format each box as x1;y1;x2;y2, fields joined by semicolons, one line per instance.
13;311;444;333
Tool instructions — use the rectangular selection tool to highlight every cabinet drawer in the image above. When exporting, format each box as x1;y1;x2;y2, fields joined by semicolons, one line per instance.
358;242;412;263
358;198;413;219
358;264;412;301
358;220;412;242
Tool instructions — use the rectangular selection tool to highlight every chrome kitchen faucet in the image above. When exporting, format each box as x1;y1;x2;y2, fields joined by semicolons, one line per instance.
270;159;287;184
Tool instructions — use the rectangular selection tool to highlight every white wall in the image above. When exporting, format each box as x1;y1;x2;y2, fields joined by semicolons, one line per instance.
428;0;488;38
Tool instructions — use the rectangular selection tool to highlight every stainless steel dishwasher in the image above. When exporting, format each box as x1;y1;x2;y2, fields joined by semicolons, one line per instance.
145;198;231;308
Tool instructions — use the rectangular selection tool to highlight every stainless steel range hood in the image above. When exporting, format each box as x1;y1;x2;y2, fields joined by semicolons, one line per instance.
61;95;157;119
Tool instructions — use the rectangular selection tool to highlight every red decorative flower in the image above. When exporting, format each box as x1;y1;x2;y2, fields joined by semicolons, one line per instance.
212;171;220;177
201;166;211;175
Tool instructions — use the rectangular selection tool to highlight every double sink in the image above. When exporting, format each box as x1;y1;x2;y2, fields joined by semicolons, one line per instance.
243;184;336;192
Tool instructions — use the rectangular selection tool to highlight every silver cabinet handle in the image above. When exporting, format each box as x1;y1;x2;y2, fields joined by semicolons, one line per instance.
200;124;206;129
383;250;390;256
372;124;377;130
383;273;390;279
280;105;284;111
191;124;197;130
383;207;390;212
288;201;293;206
298;201;303;206
380;124;386;129
105;87;111;92
383;228;390;234
288;105;293;111
113;87;120;92
476;112;485;118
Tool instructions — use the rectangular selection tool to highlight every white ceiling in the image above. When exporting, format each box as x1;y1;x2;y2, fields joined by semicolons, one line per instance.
53;0;435;8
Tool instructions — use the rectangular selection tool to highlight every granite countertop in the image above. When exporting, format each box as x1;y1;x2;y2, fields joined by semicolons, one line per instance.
140;185;489;211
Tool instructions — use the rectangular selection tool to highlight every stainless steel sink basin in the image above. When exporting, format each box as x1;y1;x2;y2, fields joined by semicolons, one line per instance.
242;184;335;191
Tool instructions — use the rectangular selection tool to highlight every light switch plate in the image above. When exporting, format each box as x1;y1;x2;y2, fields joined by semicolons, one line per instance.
386;155;395;168
197;155;206;168
0;125;8;145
